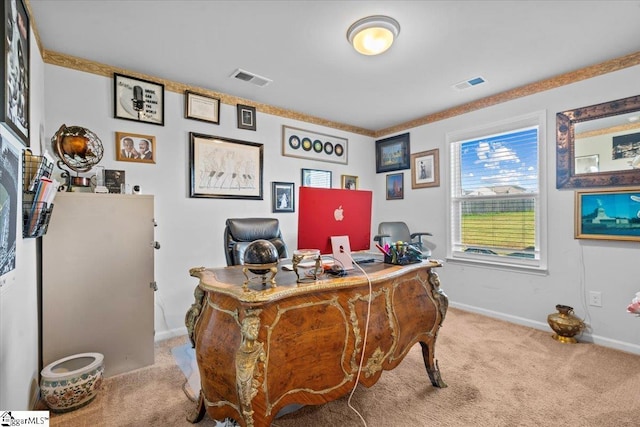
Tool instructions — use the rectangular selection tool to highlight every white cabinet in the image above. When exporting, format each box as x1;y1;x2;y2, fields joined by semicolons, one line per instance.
42;192;155;377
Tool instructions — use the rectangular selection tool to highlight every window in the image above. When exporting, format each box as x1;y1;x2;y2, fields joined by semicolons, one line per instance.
447;112;546;269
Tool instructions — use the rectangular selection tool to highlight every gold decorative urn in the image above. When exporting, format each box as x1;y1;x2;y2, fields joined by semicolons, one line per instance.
547;304;584;343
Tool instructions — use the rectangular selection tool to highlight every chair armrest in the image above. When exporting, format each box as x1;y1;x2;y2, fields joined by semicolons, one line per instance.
410;232;433;239
373;234;391;243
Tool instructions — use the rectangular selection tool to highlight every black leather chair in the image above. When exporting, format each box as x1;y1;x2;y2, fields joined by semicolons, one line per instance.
373;221;433;258
224;218;288;266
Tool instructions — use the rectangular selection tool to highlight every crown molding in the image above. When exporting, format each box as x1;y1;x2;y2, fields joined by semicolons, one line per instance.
39;43;640;140
41;49;375;137
374;50;640;138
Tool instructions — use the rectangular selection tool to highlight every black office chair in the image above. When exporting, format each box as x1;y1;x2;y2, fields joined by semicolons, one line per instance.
373;221;433;258
224;218;289;266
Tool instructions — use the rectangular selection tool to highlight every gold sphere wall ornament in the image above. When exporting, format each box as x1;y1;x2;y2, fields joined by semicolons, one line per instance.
547;304;585;344
51;124;104;191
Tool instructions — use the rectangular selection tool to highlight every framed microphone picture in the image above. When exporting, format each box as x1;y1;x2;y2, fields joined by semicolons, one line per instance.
113;73;165;126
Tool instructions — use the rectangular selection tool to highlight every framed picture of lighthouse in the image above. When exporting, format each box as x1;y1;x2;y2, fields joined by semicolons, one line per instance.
575;187;640;241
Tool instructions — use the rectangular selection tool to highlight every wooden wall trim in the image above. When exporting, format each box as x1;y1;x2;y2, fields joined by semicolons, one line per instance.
374;51;640;138
39;43;640;140
41;50;375;137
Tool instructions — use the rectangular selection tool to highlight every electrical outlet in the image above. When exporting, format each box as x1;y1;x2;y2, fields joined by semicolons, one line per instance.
589;291;602;307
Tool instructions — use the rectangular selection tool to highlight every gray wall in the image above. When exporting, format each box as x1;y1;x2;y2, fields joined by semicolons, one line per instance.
0;31;45;410
3;53;640;411
42;64;377;343
378;65;640;353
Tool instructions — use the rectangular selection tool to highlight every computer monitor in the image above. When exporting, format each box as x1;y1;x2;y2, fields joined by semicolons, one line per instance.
297;187;372;254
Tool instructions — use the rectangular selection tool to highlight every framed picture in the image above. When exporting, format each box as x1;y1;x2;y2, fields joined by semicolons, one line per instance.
282;125;348;165
575;187;640;241
386;173;404;200
376;133;410;173
1;0;30;146
301;168;332;188
341;174;358;190
237;104;256;131
411;149;440;189
114;73;164;126
612;132;640;160
574;154;599;174
272;181;295;213
115;132;156;163
189;132;263;199
104;169;126;194
185;90;220;124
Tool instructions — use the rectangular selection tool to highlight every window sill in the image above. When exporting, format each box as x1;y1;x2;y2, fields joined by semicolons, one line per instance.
445;256;549;276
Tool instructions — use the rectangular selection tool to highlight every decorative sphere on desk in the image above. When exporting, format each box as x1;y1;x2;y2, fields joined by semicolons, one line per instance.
244;239;279;274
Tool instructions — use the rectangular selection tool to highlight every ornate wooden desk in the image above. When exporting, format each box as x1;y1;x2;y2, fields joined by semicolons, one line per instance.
185;260;448;427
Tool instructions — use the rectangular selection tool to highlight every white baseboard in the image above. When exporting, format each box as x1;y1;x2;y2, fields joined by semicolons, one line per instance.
450;302;640;356
154;326;188;342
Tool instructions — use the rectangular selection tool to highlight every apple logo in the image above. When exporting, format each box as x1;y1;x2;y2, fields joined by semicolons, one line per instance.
334;205;344;221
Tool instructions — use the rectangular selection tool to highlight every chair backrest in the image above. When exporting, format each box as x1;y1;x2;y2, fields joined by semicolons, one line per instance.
375;221;433;258
376;221;412;247
224;218;288;266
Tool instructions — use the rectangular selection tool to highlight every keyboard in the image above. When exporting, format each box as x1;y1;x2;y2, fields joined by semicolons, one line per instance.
352;255;375;264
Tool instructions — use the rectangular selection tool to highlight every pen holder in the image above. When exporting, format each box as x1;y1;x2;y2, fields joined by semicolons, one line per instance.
383;243;422;265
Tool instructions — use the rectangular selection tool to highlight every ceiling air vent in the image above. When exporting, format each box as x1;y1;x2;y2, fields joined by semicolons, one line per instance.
230;68;272;87
453;76;486;91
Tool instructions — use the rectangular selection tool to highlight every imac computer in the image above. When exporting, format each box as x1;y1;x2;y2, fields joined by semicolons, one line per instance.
297;186;373;255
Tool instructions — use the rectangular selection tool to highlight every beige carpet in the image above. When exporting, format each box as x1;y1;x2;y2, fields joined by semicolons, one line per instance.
41;308;640;426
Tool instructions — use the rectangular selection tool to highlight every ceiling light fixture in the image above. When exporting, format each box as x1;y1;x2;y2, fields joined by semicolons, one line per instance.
347;15;400;56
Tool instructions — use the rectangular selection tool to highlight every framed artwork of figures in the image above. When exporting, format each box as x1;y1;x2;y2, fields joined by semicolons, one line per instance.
189;132;263;199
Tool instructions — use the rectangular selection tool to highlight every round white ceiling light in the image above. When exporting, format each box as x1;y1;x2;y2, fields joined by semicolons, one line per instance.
347;15;400;56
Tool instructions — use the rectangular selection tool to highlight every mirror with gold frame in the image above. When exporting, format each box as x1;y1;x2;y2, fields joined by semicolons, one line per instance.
556;94;640;188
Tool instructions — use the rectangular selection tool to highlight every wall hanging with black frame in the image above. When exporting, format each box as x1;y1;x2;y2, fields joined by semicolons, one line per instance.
185;90;220;124
114;73;164;126
189;132;263;199
376;133;410;173
386;172;404;200
237;104;256;131
272;181;295;213
301;168;332;188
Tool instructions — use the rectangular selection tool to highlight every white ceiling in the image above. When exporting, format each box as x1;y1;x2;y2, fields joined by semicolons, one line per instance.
29;0;640;133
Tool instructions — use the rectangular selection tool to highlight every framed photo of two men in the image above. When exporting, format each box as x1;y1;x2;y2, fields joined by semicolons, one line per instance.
116;132;156;163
